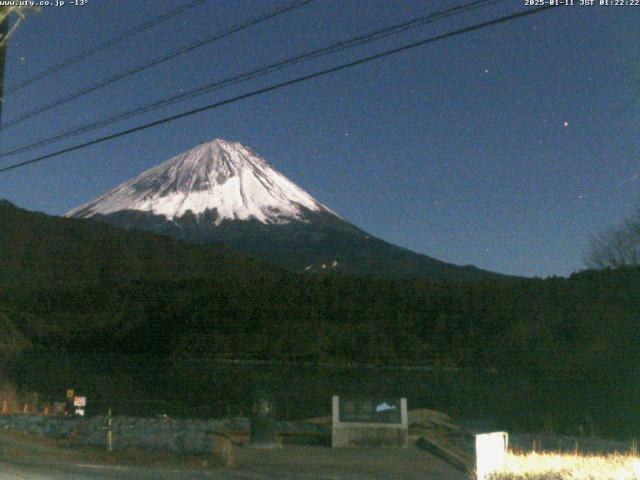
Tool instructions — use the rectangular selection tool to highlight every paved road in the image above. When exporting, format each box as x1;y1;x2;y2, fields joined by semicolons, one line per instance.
1;460;206;480
0;433;467;479
0;433;215;479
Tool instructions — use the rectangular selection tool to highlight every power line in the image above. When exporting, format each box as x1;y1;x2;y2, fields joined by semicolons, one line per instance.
0;0;315;130
0;0;503;160
4;0;208;95
0;5;555;175
5;0;208;95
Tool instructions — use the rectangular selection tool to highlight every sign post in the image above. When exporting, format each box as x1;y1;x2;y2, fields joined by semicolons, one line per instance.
107;407;112;452
65;389;74;416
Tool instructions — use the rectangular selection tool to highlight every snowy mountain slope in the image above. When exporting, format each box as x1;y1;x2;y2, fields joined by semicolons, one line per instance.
67;139;335;225
67;139;507;281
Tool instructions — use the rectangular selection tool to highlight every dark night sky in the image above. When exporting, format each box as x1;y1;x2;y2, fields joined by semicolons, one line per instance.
0;0;638;277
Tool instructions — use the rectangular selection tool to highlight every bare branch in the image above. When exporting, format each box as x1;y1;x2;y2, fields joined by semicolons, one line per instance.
585;209;640;269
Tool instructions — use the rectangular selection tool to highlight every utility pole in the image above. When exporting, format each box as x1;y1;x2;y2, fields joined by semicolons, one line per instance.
0;6;9;127
0;6;38;127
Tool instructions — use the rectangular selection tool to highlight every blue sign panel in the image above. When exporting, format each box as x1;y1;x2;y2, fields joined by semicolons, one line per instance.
339;398;402;424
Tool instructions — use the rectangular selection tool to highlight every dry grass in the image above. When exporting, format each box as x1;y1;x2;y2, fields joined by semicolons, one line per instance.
488;451;640;480
0;381;19;413
0;379;48;414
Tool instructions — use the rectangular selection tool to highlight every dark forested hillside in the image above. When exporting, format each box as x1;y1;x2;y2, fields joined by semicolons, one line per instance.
2;201;640;437
0;200;275;288
5;268;639;372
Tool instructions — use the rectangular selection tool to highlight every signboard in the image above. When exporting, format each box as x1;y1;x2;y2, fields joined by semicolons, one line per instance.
75;408;85;416
73;396;86;407
331;395;408;448
66;389;74;401
339;398;402;424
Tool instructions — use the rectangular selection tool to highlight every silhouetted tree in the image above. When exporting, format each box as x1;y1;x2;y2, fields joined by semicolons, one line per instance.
585;208;640;269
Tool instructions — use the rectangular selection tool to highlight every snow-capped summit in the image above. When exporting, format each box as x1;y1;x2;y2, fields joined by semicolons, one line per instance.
67;138;334;225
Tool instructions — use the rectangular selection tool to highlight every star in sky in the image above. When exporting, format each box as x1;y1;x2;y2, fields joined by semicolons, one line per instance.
620;172;640;186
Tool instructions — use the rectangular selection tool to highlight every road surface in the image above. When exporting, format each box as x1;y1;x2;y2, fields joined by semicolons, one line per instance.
0;432;467;479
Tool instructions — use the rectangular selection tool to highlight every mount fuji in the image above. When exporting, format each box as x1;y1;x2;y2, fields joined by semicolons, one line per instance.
67;139;502;281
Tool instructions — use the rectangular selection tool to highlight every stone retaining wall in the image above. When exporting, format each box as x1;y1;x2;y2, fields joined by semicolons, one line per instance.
0;415;328;454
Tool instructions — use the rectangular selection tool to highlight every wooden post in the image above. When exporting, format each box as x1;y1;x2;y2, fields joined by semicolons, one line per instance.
107;407;113;452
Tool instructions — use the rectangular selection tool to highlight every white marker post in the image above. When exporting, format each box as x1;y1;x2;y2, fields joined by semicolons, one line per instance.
475;431;508;480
